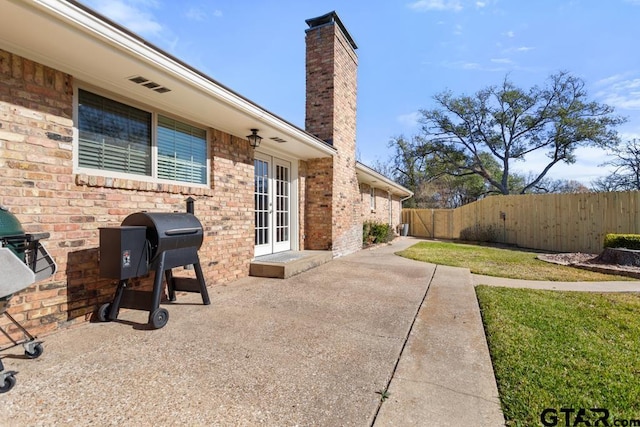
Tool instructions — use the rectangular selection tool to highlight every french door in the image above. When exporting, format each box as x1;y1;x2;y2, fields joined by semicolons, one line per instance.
254;153;291;257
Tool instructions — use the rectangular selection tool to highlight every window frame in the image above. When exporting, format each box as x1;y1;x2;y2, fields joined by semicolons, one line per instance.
388;191;393;225
73;85;210;188
370;186;376;211
156;115;208;185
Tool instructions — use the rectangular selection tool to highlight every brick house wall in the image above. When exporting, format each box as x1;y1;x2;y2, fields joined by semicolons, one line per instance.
304;13;362;257
0;50;254;340
359;183;404;232
303;157;333;250
298;160;308;250
0;9;411;341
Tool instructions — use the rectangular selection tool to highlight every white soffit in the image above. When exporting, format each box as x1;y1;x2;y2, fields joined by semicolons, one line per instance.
0;0;334;160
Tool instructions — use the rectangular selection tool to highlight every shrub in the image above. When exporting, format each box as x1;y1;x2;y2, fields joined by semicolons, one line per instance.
459;224;500;243
363;221;394;246
603;233;640;250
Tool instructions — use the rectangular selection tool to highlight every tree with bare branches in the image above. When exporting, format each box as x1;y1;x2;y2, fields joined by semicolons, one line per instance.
592;139;640;191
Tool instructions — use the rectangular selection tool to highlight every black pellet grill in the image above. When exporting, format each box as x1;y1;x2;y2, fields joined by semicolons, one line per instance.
0;206;57;393
98;204;210;329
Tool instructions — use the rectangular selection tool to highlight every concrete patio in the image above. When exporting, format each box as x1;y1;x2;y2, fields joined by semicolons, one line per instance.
2;238;504;426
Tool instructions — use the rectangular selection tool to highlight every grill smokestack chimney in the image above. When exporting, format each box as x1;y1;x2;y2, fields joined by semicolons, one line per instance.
186;197;195;214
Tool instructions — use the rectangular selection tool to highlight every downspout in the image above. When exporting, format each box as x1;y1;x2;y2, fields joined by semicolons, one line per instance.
400;193;413;236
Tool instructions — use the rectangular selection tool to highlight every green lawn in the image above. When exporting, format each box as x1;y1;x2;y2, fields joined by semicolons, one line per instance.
398;241;640;425
397;241;633;281
476;286;640;426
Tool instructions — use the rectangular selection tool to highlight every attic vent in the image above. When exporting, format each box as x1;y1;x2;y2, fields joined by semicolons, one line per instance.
269;136;287;143
128;76;172;94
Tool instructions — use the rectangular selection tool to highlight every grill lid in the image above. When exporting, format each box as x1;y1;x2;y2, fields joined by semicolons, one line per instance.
121;212;204;260
0;206;25;238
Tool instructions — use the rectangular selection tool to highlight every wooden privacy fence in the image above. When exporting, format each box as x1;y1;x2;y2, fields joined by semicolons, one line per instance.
402;191;640;254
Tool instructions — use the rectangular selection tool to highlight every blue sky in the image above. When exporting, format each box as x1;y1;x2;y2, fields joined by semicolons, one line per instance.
79;0;640;185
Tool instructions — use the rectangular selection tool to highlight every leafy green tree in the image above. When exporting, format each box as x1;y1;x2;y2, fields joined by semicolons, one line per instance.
380;135;519;208
412;71;625;195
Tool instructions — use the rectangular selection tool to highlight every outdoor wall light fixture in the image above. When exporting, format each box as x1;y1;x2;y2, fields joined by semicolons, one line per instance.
247;129;263;149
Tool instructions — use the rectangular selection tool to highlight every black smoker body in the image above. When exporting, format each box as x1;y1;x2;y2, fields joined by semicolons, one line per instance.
98;203;210;329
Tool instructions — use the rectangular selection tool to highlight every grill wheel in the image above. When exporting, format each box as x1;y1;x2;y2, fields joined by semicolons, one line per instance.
149;308;169;329
0;374;16;394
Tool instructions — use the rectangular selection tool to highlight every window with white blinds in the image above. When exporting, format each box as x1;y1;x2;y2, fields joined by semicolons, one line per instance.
157;116;207;184
77;89;208;185
78;89;151;176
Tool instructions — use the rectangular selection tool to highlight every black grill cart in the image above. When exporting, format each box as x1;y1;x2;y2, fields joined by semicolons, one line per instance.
97;204;210;329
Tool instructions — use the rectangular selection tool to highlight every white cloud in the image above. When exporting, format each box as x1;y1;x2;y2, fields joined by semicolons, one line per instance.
441;60;482;70
460;62;481;70
397;111;422;128
185;6;223;21
502;46;535;54
516;146;615;183
439;58;535;73
407;0;463;12
453;24;463;35
185;7;207;21
84;0;163;37
620;131;640;142
504;30;515;38
595;73;626;87
600;93;640;110
596;74;640;110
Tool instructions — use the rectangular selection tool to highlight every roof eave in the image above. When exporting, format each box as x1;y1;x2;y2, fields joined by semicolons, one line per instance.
2;0;335;160
356;162;414;198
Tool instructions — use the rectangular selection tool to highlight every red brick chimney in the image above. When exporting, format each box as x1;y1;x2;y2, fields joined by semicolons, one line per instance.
304;11;362;256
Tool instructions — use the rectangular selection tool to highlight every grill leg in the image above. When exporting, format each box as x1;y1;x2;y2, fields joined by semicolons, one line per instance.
165;269;176;302
194;261;210;305
108;280;127;320
150;252;166;313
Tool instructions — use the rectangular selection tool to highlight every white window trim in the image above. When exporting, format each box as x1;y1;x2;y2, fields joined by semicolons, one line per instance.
370;186;376;212
72;83;211;188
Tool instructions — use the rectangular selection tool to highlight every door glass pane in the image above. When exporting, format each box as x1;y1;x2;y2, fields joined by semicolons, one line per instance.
275;164;290;243
254;159;269;246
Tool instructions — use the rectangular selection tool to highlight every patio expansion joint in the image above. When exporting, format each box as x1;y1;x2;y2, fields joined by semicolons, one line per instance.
368;264;438;427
